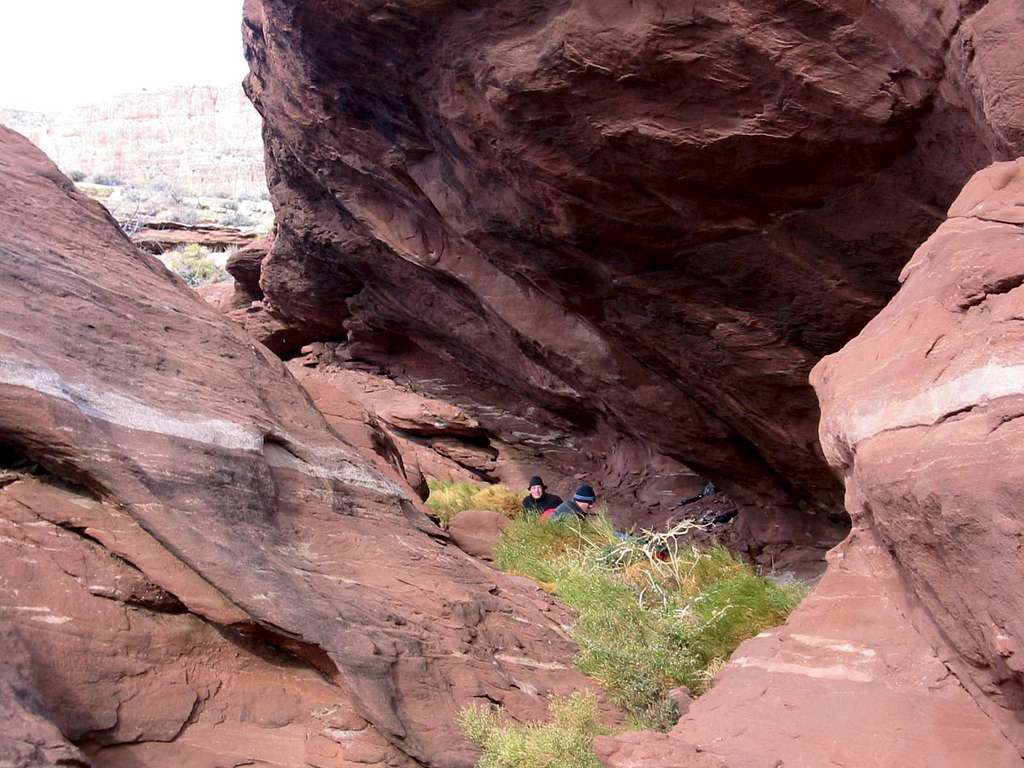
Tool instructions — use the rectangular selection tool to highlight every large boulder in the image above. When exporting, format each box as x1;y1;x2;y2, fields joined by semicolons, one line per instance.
811;157;1024;749
0;125;613;767
240;0;1024;553
448;509;512;561
593;158;1024;766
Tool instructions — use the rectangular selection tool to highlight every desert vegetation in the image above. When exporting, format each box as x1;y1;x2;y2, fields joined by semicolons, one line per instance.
425;478;520;527
446;483;806;765
64;171;274;233
167;243;230;287
460;692;608;768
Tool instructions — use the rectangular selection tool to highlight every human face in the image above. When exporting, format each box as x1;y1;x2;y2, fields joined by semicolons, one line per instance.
529;484;544;499
577;499;595;513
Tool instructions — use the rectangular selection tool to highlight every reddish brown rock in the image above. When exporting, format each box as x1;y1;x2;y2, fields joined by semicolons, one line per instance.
595;526;1023;767
448;509;512;561
226;233;273;300
0;125;616;766
227;299;311;355
0;476;416;768
812;158;1024;750
240;0;1023;554
131;221;259;254
287;356;493;496
195;279;240;311
0;622;88;767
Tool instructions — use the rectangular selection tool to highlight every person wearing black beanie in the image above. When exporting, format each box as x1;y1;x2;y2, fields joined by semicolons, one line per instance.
521;475;563;517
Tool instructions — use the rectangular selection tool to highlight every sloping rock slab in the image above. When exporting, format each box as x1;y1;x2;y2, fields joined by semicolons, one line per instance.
812;158;1024;749
0;477;416;768
595;526;1022;767
0;125;613;766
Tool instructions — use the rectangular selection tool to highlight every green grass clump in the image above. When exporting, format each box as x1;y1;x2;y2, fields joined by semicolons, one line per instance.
426;478;521;527
493;515;604;583
459;693;608;768
491;513;806;730
168;244;228;288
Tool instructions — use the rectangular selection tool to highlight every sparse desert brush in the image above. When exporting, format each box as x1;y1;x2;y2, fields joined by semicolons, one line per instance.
221;210;254;228
172;206;200;226
425;478;520;527
91;172;124;186
168;244;228;288
459;692;608;768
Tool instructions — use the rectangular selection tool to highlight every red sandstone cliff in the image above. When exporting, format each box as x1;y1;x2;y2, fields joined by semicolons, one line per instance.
812;157;1024;754
239;0;1024;564
0;125;613;767
592;156;1024;768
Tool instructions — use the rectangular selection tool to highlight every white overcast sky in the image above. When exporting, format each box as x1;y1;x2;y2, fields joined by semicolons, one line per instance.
0;1;249;111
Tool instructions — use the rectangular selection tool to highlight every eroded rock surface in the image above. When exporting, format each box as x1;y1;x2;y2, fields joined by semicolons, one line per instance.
240;0;1023;553
812;158;1024;751
595;526;1023;767
594;157;1024;767
448;509;512;561
0;476;417;768
0;125;614;767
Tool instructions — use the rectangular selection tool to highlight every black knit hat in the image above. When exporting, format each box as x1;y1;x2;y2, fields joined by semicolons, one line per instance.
573;484;597;503
528;476;545;489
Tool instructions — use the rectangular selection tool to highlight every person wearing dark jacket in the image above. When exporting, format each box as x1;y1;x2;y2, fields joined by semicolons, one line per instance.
521;476;562;517
551;484;598;520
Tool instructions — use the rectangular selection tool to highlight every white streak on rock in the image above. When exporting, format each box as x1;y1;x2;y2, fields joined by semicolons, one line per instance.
790;634;876;658
30;615;72;624
494;654;569;671
732;656;873;682
847;360;1024;445
0;358;262;451
263;443;407;498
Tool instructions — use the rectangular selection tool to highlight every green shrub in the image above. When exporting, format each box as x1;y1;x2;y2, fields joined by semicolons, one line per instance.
168;244;228;288
459;693;608;768
683;571;802;669
67;169;86;182
490;514;806;730
425;478;521;527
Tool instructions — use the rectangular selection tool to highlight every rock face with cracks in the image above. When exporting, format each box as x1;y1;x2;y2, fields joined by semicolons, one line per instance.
595;527;1023;767
594;160;1024;767
812;158;1024;753
0;125;614;767
241;0;1023;556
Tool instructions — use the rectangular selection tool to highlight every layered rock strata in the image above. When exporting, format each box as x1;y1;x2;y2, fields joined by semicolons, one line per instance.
812;158;1024;751
595;525;1023;767
240;0;1023;554
594;156;1024;767
0;125;612;767
2;85;267;197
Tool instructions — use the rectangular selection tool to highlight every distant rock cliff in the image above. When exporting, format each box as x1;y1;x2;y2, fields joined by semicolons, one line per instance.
1;84;266;197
